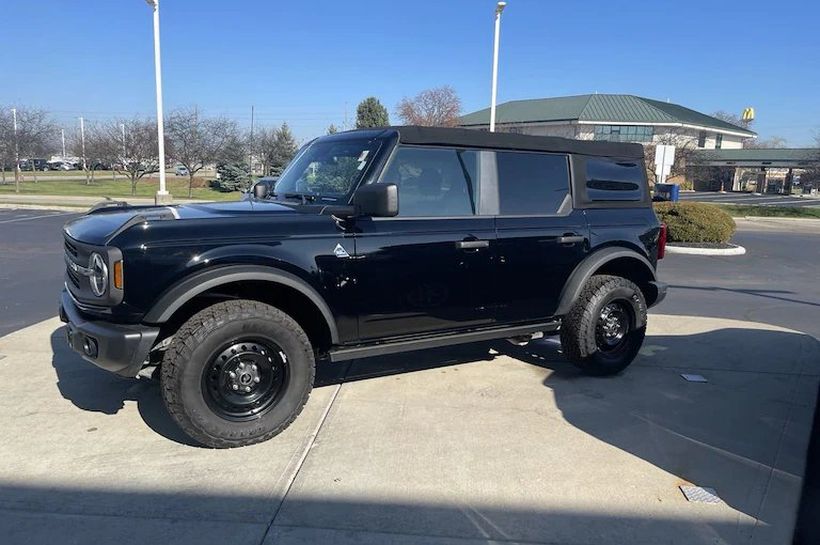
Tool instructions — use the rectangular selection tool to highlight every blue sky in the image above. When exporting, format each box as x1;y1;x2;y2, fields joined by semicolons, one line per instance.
2;0;818;144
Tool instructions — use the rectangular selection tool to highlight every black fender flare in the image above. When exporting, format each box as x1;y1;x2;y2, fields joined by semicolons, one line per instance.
555;247;657;318
143;264;339;344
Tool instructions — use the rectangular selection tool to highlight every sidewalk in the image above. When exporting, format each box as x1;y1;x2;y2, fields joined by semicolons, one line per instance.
0;313;817;544
0;193;205;211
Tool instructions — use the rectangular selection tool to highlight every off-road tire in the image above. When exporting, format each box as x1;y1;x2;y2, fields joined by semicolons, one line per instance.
161;299;314;448
560;275;647;376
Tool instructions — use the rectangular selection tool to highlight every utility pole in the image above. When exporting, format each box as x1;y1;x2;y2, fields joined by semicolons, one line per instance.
145;0;170;203
12;108;20;192
79;117;89;185
249;105;255;175
489;2;507;132
61;128;66;158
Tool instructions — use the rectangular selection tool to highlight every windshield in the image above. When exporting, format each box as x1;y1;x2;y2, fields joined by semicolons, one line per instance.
273;138;382;203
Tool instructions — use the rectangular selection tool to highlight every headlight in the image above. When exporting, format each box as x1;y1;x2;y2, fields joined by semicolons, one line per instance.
89;252;108;297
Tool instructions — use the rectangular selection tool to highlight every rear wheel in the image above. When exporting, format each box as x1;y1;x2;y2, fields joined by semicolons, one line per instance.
161;299;314;448
560;275;646;376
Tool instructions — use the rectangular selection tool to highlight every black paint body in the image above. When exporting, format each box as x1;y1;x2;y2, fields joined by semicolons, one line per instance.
60;126;665;376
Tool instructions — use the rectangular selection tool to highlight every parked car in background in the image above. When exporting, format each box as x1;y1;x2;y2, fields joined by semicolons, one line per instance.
174;165;189;176
21;158;49;171
48;160;74;171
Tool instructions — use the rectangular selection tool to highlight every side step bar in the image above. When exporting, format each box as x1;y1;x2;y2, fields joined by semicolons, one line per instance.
328;321;560;362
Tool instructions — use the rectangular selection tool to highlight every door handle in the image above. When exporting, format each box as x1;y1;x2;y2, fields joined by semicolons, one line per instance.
456;240;490;250
557;235;586;245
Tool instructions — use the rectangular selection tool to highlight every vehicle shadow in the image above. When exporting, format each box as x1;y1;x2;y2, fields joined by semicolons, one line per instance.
49;328;199;446
669;283;820;309
50;322;819;530
49;328;497;447
496;327;820;527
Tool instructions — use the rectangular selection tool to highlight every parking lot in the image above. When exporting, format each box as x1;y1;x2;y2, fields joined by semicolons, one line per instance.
0;208;818;544
679;191;820;208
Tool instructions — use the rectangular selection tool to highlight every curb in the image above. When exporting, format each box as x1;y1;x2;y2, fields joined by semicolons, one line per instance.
739;216;820;222
0;203;89;212
665;243;746;256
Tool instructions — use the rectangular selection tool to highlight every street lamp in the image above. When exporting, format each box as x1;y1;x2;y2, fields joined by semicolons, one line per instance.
145;0;170;203
489;1;506;132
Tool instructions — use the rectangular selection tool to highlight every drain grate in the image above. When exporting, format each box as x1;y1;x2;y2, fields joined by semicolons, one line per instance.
680;373;708;383
680;486;722;504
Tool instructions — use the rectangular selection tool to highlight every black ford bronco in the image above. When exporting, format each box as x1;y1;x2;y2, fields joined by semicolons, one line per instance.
60;126;667;448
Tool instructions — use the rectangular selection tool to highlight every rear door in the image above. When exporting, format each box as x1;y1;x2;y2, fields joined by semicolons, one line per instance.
352;146;498;341
493;151;589;322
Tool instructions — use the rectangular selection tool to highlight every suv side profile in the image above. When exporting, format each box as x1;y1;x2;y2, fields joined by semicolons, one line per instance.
60;126;667;448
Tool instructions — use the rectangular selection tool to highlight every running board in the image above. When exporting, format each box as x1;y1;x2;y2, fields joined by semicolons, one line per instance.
328;321;560;362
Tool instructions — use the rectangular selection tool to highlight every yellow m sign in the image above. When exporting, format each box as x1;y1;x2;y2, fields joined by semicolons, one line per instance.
741;107;755;122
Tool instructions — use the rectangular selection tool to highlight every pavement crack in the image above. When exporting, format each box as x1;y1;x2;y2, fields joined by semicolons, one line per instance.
258;383;342;545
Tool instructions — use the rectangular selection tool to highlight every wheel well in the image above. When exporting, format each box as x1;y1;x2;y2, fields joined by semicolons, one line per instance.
157;280;334;352
594;257;658;306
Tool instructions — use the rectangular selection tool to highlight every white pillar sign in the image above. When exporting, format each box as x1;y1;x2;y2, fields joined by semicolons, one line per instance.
654;144;676;185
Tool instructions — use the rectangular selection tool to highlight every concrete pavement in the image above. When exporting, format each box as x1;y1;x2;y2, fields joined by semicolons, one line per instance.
0;313;817;544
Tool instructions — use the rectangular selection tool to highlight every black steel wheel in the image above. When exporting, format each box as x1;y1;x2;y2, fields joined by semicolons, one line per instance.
161;299;315;448
560;275;647;376
202;340;289;421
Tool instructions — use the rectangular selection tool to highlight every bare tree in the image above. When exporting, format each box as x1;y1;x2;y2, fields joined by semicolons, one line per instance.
745;136;788;149
165;107;239;197
93;118;159;196
396;86;462;127
0;106;56;190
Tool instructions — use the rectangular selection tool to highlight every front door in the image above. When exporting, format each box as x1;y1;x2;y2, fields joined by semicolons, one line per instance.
352;145;496;341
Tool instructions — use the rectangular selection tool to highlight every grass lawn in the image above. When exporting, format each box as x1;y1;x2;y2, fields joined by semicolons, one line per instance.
719;204;820;219
0;177;240;201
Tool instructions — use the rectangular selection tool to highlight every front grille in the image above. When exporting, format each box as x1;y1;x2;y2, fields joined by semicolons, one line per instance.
64;239;78;258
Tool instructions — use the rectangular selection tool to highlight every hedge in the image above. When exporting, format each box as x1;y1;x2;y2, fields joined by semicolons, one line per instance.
653;202;736;243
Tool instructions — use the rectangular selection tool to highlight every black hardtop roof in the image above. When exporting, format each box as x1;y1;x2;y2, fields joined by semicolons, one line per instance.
325;126;644;159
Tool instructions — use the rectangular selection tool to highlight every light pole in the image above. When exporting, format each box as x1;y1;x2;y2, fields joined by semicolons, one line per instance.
145;0;170;203
11;108;20;192
489;1;506;132
61;128;66;158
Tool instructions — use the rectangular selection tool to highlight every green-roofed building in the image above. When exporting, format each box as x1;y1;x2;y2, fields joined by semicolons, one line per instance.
458;94;756;150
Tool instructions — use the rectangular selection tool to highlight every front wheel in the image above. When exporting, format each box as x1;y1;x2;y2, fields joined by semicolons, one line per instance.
160;299;315;448
560;275;647;376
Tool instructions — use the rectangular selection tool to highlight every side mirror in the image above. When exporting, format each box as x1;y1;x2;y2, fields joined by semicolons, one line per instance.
352;183;398;217
252;179;275;199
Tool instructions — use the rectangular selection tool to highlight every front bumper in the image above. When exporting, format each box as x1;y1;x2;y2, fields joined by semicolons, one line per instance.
59;289;160;377
648;280;668;308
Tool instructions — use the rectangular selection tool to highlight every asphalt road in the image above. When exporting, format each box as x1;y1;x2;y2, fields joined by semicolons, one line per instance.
0;209;79;337
679;191;820;208
0;208;818;543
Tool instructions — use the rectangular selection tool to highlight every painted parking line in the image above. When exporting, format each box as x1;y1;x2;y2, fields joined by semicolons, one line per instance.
0;212;75;225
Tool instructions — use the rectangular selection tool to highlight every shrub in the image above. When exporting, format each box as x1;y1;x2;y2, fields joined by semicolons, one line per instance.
653;201;736;243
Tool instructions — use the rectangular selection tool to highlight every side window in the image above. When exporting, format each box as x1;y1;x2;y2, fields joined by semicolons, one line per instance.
585;157;645;202
496;152;569;215
380;146;478;217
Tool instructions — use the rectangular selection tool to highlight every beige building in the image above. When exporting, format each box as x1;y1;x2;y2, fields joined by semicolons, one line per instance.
458;94;756;150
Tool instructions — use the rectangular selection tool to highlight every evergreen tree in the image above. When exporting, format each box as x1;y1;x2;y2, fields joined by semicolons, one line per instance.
327;123;339;134
355;97;389;128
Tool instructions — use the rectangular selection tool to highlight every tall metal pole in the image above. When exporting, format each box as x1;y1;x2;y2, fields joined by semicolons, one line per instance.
249;105;254;175
120;123;126;159
79;116;89;184
12;108;20;192
489;2;506;132
147;0;169;202
61;128;66;158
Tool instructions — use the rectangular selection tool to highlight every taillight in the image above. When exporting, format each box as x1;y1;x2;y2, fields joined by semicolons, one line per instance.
657;223;667;259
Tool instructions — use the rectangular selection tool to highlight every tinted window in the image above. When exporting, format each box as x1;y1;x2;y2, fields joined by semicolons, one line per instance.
585;158;645;202
496;152;569;215
380;146;478;217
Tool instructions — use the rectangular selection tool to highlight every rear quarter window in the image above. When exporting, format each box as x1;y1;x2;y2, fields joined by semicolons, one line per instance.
585;157;646;202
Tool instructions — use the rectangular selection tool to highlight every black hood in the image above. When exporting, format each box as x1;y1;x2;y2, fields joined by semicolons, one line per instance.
64;199;298;245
